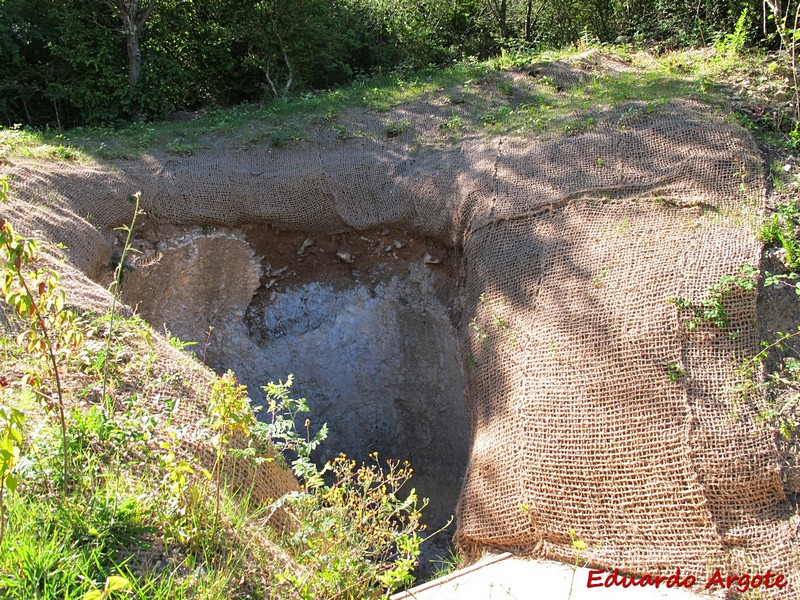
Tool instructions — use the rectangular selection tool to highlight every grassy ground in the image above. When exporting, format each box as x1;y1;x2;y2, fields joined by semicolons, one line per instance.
1;42;796;164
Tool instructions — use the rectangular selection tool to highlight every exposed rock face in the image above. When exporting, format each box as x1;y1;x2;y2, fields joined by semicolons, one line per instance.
121;227;470;563
122;230;261;348
242;266;469;526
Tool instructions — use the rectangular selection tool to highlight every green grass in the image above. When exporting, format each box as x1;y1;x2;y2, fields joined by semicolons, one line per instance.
3;42;785;164
429;547;462;580
0;484;151;599
0;127;90;163
0;485;249;600
0;61;495;162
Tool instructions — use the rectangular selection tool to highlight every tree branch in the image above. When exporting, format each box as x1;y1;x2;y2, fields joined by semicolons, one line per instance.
137;0;157;29
270;11;293;95
485;0;502;20
103;0;126;22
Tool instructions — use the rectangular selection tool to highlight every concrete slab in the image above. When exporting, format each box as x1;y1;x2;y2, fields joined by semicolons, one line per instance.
393;554;704;600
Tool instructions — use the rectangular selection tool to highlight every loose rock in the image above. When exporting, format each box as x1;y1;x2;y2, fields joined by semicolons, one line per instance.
336;249;354;264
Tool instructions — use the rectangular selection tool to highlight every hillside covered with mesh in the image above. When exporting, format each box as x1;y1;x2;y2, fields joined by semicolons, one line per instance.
3;51;799;596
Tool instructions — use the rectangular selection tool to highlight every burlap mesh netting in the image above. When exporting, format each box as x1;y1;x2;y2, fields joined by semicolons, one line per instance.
4;55;800;595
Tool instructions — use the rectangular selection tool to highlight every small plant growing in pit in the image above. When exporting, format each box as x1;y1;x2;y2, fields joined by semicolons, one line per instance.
250;375;425;598
255;374;328;487
102;191;143;411
270;452;424;598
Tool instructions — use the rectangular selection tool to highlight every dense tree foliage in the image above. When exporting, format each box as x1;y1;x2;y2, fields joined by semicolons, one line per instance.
0;0;785;127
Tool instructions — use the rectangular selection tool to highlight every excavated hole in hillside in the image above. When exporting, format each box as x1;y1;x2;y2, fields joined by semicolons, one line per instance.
119;221;470;576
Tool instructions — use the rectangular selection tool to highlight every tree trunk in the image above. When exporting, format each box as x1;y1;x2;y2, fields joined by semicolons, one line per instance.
126;23;142;89
107;0;155;92
525;0;533;41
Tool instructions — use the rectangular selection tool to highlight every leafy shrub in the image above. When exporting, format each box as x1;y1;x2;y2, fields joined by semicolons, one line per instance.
271;454;423;598
255;376;423;597
668;265;759;330
761;199;800;271
714;8;751;58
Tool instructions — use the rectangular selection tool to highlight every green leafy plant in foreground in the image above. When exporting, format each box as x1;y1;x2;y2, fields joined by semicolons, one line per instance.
206;370;255;536
271;453;423;598
83;575;131;600
668;265;759;331
0;177;427;599
165;327;197;352
0;398;24;546
255;376;424;598
664;361;687;383
0;176;84;488
761;199;800;272
256;375;328;486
